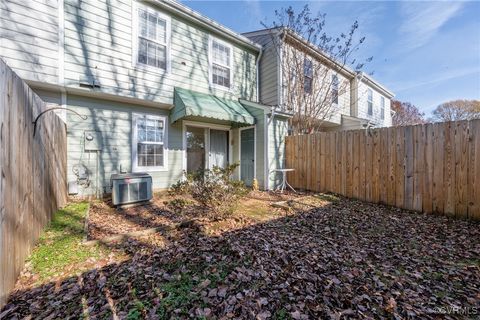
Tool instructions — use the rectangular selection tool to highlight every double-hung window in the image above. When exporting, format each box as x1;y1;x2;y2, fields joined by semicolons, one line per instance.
332;75;339;104
367;89;373;116
304;58;313;94
380;96;385;119
136;5;170;70
133;114;167;171
210;37;232;89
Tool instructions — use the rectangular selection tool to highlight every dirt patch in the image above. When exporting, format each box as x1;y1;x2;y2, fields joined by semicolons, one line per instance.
87;200;180;240
87;191;299;241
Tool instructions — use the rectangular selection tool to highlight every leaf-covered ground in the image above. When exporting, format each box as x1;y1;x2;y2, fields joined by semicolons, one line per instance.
2;195;479;319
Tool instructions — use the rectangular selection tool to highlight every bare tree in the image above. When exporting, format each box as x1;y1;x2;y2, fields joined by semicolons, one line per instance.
262;5;372;134
431;99;480;122
391;100;426;126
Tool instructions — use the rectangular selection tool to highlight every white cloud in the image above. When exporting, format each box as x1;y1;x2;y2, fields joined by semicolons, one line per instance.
399;1;465;50
393;66;480;92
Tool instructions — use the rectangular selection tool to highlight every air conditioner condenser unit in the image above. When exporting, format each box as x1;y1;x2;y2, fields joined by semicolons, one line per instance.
111;173;153;206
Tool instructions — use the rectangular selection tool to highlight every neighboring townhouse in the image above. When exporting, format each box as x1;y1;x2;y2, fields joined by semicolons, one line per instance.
243;28;394;131
349;73;395;129
0;0;291;195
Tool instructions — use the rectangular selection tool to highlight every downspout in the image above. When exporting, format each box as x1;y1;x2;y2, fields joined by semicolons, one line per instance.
353;71;365;118
363;120;374;137
277;31;286;109
267;31;286;190
58;0;67;123
255;46;263;102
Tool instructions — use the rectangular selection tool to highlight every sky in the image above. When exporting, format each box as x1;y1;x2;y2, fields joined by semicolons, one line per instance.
181;0;480;116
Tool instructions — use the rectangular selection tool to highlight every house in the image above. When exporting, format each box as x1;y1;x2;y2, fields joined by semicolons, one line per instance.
0;0;291;195
243;28;395;132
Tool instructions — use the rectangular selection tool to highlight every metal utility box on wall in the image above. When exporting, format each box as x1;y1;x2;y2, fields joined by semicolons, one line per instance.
111;173;153;206
84;131;103;151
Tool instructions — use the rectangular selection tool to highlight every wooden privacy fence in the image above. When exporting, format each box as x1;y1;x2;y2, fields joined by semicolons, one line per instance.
285;120;480;220
0;59;67;307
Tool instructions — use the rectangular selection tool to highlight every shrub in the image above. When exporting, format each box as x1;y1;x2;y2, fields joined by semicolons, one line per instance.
169;164;248;219
166;198;192;214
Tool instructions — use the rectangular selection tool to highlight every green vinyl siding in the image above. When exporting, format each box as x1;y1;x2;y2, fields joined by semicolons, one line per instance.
244;33;279;106
66;94;184;196
63;0;257;105
0;0;59;84
64;94;273;196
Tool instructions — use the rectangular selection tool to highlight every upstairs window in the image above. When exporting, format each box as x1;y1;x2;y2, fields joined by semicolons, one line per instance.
133;114;167;171
304;58;313;94
367;89;373;116
137;6;170;70
210;37;232;89
332;75;339;104
380;96;385;119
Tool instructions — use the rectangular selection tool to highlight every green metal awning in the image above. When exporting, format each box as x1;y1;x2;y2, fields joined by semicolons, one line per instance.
171;87;255;125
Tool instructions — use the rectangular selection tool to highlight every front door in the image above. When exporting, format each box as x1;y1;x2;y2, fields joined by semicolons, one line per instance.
240;128;255;186
209;130;228;169
186;126;229;174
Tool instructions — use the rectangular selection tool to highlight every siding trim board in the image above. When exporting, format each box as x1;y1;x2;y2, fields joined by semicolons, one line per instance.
264;113;269;190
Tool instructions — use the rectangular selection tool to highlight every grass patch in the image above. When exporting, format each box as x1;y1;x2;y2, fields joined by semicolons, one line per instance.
153;259;242;318
234;197;277;221
312;193;340;203
28;202;104;281
157;273;197;317
274;308;291;320
456;258;480;267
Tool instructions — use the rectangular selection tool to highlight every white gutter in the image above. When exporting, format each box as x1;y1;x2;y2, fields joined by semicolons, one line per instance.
156;0;261;52
358;71;395;98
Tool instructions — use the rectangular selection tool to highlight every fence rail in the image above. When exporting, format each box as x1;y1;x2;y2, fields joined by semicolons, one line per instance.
285;120;480;220
0;59;67;307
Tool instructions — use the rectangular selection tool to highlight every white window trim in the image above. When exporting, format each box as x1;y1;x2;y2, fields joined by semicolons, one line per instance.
208;35;234;91
380;96;385;120
367;88;373;116
132;113;169;172
303;58;313;94
332;74;339;105
132;1;171;73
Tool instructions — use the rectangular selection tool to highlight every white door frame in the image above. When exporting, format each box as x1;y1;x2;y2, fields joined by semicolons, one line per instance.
182;120;232;171
238;125;256;181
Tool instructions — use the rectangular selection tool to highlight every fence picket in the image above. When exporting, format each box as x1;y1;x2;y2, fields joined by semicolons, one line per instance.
285;120;480;220
0;61;67;306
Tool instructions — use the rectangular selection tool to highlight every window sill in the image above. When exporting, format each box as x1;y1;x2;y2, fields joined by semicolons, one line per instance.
209;83;234;94
133;62;170;76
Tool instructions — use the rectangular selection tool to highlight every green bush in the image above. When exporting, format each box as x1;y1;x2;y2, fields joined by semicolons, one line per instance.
166;198;192;214
169;164;248;219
